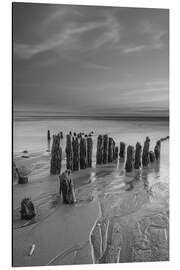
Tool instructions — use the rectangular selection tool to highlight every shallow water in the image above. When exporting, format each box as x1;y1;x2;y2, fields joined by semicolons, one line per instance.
13;119;169;266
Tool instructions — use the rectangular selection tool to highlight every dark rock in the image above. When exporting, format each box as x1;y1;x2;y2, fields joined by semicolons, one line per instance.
59;171;76;204
21;198;35;220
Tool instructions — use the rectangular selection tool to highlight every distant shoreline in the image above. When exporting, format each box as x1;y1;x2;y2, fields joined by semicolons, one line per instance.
13;115;169;122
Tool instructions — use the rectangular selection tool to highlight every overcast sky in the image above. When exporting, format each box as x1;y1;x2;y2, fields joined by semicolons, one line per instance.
13;3;169;117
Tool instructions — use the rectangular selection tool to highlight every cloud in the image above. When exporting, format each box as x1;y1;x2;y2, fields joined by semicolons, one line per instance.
83;62;111;70
13;9;122;60
13;20;109;59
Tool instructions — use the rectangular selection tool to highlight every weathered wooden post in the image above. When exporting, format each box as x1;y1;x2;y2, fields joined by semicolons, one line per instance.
125;145;134;172
134;142;142;169
60;131;63;139
154;144;160;160
108;137;114;162
21;198;36;220
149;151;155;162
72;136;79;171
80;137;87;169
156;140;161;149
112;140;116;160
87;137;93;168
119;142;126;159
142;136;150;167
102;134;108;164
66;134;73;171
96;135;103;165
59;171;76;204
114;146;118;160
47;130;51;152
50;134;62;175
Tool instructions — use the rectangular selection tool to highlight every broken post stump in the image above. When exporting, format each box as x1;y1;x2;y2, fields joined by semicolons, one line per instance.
21;198;35;220
80;137;87;169
102;135;108;164
149;151;155;163
125;145;134;172
96;135;103;165
66;134;73;171
13;161;19;182
59;171;76;204
87;137;93;167
18;175;28;184
50;134;62;175
119;142;126;159
14;164;29;184
134;142;142;169
72;136;79;171
142;136;150;167
108;137;114;162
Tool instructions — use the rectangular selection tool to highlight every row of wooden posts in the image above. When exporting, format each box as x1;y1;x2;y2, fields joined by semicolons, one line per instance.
50;131;93;175
19;132;168;218
50;130;168;175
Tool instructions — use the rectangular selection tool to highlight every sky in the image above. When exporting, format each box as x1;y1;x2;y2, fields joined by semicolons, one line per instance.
13;3;169;117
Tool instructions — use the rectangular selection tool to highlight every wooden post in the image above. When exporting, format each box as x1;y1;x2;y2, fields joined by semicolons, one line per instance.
65;134;73;171
154;144;160;160
112;140;115;160
142;136;150;167
80;137;87;169
149;151;155;163
102;135;108;164
47;130;51;152
87;137;93;168
114;146;118;160
96;135;103;165
72;136;79;171
60;131;63;139
119;142;126;159
125;145;134;172
50;134;62;175
134;142;142;169
108;137;114;162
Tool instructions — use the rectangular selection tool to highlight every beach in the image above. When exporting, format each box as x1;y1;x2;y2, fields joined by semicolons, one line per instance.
13;118;169;266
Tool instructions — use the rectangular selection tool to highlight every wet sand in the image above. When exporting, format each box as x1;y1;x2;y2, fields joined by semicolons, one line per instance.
13;139;169;266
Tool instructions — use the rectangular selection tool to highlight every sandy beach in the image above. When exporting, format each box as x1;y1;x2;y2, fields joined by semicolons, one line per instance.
13;132;169;266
